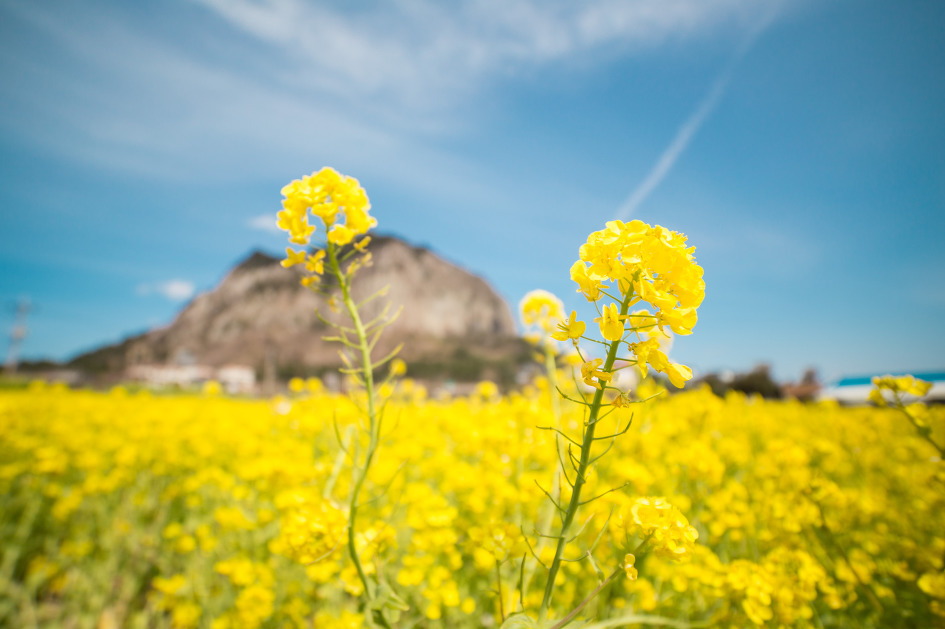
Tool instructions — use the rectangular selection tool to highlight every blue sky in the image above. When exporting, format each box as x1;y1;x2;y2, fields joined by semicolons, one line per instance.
1;0;943;383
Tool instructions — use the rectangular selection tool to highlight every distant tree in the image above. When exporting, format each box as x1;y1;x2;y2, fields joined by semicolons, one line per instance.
730;364;782;399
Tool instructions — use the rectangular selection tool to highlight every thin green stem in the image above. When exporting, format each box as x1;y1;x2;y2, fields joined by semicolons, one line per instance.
519;345;567;609
538;292;633;622
496;558;506;622
896;396;945;458
811;499;885;615
328;243;393;629
323;424;355;500
545;345;562;424
549;567;623;629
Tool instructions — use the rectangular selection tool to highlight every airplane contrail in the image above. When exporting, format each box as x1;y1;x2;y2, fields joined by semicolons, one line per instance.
615;6;782;221
615;69;733;220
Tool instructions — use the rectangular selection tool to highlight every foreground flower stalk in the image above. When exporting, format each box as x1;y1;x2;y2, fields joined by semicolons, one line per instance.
537;220;704;623
537;292;631;621
871;375;942;457
279;168;402;627
517;291;573;611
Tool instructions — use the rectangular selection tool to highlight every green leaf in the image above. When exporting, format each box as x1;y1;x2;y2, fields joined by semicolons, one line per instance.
369;581;409;613
578;614;700;629
500;613;541;629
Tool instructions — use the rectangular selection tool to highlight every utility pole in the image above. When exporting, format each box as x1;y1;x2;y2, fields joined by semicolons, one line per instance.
4;298;31;373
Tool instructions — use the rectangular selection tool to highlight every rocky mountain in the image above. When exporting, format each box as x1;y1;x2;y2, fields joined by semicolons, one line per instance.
70;236;530;384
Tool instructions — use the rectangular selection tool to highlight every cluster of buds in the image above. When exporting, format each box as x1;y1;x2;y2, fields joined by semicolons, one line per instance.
519;289;566;350
559;220;704;389
269;489;347;565
869;374;932;405
277;167;376;286
614;497;700;561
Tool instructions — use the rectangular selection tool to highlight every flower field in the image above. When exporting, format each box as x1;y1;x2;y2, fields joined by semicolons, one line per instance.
3;169;943;628
1;379;943;628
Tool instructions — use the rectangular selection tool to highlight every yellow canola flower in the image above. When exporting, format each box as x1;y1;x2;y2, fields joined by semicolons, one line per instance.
152;574;188;596
354;235;372;252
572;219;704;313
214;557;274;588
345;203;376;235
277;210;316;246
327;224;354;246
919;570;945;599
872;374;933;398
519;289;565;333
595;302;625;341
279;167;375;245
551;310;586;342
570;261;603;301
657;306;698;336
581;358;613;389
281;247;307;269
630;338;692;388
304;250;326;275
628;310;658;334
621;497;699;560
611;391;631;408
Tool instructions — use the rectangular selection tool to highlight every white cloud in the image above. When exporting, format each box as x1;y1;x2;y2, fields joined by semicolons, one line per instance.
191;0;783;110
0;0;792;194
249;214;281;233
137;280;196;301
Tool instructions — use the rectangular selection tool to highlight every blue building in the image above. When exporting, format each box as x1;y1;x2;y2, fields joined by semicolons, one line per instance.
818;371;945;405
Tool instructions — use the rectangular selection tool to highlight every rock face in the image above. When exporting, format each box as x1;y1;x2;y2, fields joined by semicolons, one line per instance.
71;236;527;380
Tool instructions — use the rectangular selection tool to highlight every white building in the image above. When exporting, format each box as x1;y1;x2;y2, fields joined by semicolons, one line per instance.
127;363;257;394
817;371;945;405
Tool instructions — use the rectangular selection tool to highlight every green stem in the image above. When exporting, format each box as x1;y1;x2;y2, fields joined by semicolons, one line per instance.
538;293;633;622
898;399;945;458
519;346;565;610
549;567;623;629
324;425;355;501
812;500;885;615
328;243;392;629
545;345;562;424
496;558;506;622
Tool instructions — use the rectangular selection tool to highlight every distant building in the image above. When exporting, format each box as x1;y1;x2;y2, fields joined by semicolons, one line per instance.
126;363;214;388
217;364;256;394
817;371;945;405
780;368;821;402
126;363;257;393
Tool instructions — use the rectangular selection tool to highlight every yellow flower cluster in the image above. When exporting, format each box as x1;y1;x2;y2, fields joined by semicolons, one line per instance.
614;497;699;560
2;380;943;627
279;167;375;246
519;289;566;348
572;220;703;320
277;167;376;285
919;570;945;617
869;374;933;405
269;488;348;565
567;220;704;388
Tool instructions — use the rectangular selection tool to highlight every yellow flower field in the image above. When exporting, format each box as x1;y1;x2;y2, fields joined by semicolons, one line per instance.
1;379;943;628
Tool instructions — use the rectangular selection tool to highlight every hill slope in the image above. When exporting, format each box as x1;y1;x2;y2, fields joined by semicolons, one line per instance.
70;236;528;382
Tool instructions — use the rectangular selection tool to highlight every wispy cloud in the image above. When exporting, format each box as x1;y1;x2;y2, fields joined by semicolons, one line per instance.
248;214;280;234
192;0;781;111
136;280;196;301
615;2;784;220
0;1;789;189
